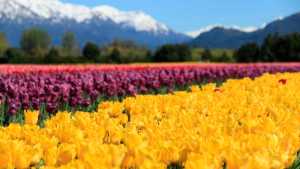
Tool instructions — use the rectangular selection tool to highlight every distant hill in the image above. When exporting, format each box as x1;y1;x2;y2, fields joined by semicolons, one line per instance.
189;12;300;49
0;0;191;48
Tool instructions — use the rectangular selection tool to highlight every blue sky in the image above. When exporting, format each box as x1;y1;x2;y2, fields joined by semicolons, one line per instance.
62;0;300;33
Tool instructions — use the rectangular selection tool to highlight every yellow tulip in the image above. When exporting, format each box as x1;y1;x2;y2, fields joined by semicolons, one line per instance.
0;153;11;169
57;144;77;165
190;85;200;92
121;150;137;169
0;73;299;168
44;146;58;166
15;155;31;169
24;110;39;125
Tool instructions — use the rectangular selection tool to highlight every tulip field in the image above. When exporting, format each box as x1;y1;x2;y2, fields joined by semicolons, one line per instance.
0;63;300;169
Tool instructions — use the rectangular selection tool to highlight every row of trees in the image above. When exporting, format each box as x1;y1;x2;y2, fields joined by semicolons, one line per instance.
0;28;153;64
235;33;300;62
0;28;81;63
0;27;300;63
153;45;235;62
0;27;235;63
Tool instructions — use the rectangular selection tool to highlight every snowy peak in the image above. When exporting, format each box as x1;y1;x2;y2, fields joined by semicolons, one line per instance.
0;0;170;33
0;0;92;21
0;0;190;47
92;5;169;32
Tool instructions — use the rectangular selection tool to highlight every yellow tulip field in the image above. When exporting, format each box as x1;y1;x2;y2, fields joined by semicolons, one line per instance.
0;73;300;169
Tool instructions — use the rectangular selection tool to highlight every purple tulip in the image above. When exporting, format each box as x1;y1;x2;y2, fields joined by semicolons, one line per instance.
0;63;299;116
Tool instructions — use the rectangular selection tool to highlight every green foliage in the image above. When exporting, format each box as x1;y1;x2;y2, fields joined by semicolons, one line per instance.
20;27;51;57
44;47;60;63
260;33;300;62
62;32;77;50
102;40;151;63
235;43;260;62
191;48;235;62
82;42;101;61
61;31;79;56
235;33;300;63
109;47;121;63
35;159;45;169
190;48;203;61
111;39;138;49
202;48;212;61
211;49;235;62
6;26;300;64
153;44;191;62
211;51;234;62
0;32;9;57
260;34;277;62
289;152;300;169
4;48;28;63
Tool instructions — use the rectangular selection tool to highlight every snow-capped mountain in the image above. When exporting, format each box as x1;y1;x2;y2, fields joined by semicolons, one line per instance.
0;0;190;47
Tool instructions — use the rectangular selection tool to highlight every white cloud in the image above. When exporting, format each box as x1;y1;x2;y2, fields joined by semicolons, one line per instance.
185;24;258;37
275;16;284;21
261;23;267;28
231;25;258;32
185;24;220;37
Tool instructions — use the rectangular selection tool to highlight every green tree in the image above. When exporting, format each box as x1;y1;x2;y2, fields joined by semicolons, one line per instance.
103;40;151;63
20;28;51;56
153;44;191;62
0;33;9;58
214;51;234;62
221;51;228;58
288;33;300;61
111;39;137;49
154;45;176;62
61;31;79;56
260;34;279;62
260;33;300;62
82;42;100;61
110;48;121;63
177;44;192;61
202;49;212;61
4;48;27;63
235;43;260;62
45;47;60;63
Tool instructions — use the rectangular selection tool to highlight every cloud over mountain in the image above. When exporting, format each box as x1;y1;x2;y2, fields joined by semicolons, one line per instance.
186;24;258;38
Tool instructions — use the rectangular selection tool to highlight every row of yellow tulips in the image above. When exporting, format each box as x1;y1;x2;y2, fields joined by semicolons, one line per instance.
0;72;299;169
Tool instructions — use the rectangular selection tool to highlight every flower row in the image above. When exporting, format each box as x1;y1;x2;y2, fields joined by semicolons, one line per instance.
0;73;299;168
1;63;300;115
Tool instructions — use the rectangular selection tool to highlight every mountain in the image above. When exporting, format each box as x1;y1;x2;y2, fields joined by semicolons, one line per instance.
0;0;191;48
189;12;300;49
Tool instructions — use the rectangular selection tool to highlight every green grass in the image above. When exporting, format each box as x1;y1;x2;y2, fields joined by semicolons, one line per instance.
289;152;300;169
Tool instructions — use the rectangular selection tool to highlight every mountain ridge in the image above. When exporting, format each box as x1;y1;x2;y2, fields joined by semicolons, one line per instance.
0;0;191;48
189;12;300;49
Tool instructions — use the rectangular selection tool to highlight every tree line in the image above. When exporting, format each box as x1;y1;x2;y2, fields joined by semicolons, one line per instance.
0;27;299;64
0;28;153;64
235;33;300;62
0;27;235;64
